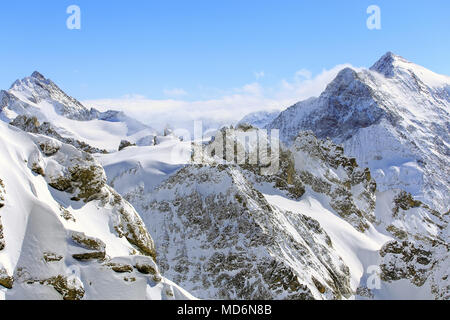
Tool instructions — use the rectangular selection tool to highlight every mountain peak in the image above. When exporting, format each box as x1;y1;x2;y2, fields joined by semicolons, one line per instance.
31;71;46;81
370;52;410;77
6;71;95;121
370;52;450;88
334;67;358;81
10;71;50;91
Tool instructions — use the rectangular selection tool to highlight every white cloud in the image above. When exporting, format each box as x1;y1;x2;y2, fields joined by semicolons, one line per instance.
83;63;356;132
240;82;263;96
276;64;355;101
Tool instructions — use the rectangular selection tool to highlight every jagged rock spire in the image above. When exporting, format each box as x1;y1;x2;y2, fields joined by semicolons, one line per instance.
31;71;46;81
369;51;409;77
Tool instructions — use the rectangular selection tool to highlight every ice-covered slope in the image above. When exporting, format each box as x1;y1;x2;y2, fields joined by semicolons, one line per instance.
97;136;192;196
0;121;193;300
237;110;281;128
0;72;157;152
266;52;450;212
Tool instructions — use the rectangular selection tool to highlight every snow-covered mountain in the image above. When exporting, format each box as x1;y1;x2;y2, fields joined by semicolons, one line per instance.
1;53;448;300
237;110;281;129
101;123;447;299
0;121;193;300
117;127;378;299
0;72;157;152
266;52;450;213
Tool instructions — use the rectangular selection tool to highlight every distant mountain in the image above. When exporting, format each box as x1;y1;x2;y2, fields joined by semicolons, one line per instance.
0;72;156;152
237;110;280;128
1;71;95;122
266;52;450;213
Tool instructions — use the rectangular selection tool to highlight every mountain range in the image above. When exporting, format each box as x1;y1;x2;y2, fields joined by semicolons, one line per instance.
0;52;448;300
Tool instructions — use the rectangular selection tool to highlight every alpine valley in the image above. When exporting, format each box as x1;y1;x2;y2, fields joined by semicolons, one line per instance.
0;52;448;300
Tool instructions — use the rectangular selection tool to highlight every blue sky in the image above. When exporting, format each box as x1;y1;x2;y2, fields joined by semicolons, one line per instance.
0;0;449;102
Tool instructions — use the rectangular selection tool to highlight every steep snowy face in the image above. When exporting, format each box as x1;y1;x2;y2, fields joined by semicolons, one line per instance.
291;132;377;232
10;115;109;154
0;122;193;300
2;71;94;122
95;122;448;299
108;126;390;300
128;164;353;300
370;52;450;88
0;72;156;152
266;52;450;212
375;190;449;300
268;68;385;143
237;110;281;129
203;126;377;232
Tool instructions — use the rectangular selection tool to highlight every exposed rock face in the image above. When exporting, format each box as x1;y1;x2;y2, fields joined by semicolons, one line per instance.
291;131;377;232
119;140;136;151
135;256;159;275
266;52;450;213
27;134;156;258
0;179;8;289
202;126;376;231
70;231;107;261
11;115;108;154
201;125;306;200
127;164;352;300
0;178;4;206
0;217;4;251
268;67;385;143
0;268;14;289
377;190;449;299
43;252;63;263
36;275;86;300
0;179;9;289
380;240;433;286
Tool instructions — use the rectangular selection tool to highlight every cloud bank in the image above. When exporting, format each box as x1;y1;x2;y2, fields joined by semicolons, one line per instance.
83;64;354;132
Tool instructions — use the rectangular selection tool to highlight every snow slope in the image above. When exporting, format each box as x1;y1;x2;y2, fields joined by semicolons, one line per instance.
0;72;157;152
264;191;445;300
97;136;192;196
0;121;193;300
98;125;447;299
1;53;448;300
129;164;355;300
237;110;281;129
